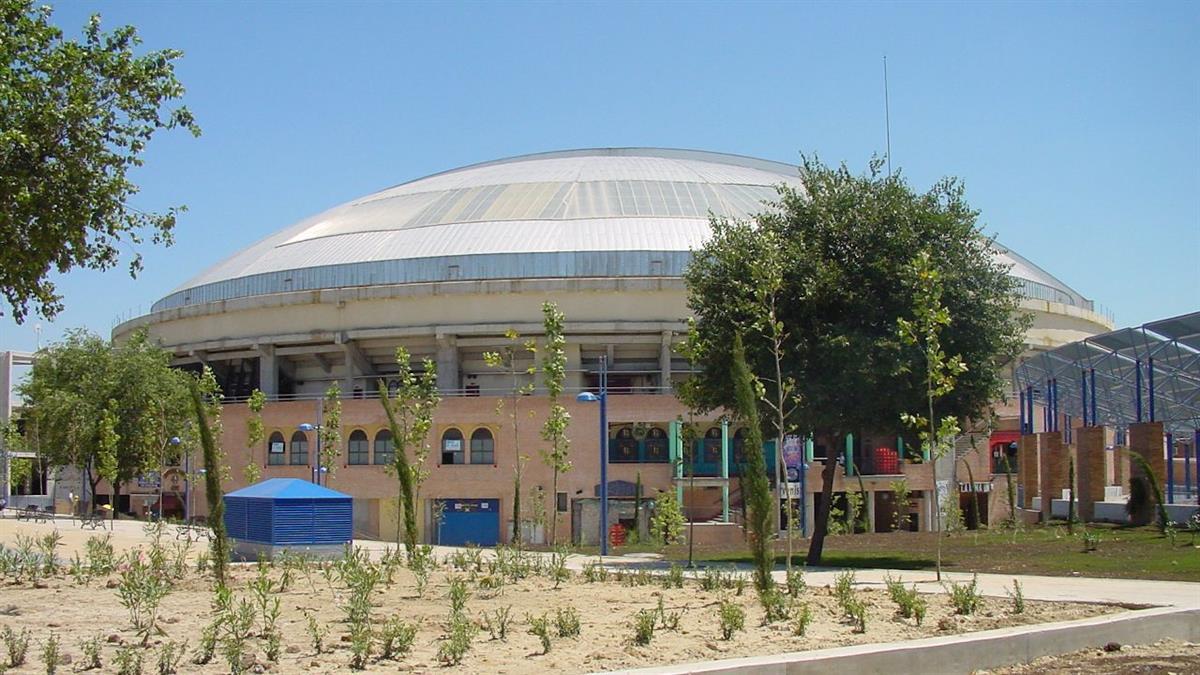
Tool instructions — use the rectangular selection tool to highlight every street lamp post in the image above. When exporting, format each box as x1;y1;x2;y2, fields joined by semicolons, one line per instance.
298;423;323;485
576;355;609;557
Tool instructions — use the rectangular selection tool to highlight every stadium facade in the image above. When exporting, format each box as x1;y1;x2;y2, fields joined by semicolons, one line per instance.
109;148;1113;543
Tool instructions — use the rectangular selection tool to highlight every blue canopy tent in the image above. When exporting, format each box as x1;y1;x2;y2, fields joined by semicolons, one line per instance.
223;478;352;560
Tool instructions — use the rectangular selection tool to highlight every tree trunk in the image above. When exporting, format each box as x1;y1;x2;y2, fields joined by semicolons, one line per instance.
805;450;840;565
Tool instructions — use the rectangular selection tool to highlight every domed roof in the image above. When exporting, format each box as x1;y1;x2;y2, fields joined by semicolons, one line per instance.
154;148;1088;311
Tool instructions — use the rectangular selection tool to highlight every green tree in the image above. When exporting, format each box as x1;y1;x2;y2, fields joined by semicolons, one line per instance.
483;329;537;547
729;333;774;593
538;302;571;546
189;367;228;586
684;157;1026;566
243;389;266;484
18;328;192;511
319;384;342;481
898;250;967;580
0;0;200;322
650;489;685;545
378;347;439;556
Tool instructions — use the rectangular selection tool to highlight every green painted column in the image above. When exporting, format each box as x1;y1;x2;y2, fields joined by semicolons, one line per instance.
897;436;905;466
670;420;683;505
805;435;814;462
720;418;730;522
844;433;854;477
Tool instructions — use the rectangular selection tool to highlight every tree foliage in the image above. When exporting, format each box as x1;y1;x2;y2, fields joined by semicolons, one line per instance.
189;368;228;586
684;156;1027;565
0;0;200;322
730;333;774;593
378;347;439;556
319;383;342;480
18;328;192;509
243;389;266;484
538;302;571;546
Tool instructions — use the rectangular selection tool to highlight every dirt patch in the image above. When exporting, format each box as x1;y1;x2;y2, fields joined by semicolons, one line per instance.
0;521;1127;674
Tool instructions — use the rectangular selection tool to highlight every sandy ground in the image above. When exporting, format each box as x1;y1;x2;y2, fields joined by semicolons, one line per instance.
0;517;1128;674
978;639;1200;674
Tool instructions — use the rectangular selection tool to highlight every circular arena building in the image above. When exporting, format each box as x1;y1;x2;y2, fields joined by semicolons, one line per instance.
115;148;1113;543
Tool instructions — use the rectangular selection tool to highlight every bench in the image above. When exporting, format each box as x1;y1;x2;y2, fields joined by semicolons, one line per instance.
175;523;213;542
80;511;108;530
16;505;50;523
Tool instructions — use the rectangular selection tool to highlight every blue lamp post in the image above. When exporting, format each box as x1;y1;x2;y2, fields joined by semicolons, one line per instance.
576;354;608;557
298;423;324;485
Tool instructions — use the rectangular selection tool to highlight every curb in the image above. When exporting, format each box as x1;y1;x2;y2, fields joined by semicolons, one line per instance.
598;606;1200;674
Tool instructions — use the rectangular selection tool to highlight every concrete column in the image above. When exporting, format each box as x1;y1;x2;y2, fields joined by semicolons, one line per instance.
865;490;876;533
564;343;582;393
256;344;278;397
1038;432;1068;523
1075;425;1106;523
804;488;816;537
1;351;12;500
1018;433;1041;508
659;331;673;393
436;335;460;393
341;346;355;395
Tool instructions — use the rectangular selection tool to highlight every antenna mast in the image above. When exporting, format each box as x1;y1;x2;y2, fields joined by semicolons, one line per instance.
884;55;892;177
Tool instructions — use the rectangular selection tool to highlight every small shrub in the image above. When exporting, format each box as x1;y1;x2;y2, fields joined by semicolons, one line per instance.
37;531;63;576
479;606;510;641
114;644;143;675
700;567;724;591
190;623;216;665
41;631;61;675
80;635;103;670
379;617;417;659
791;601;813;636
3;624;31;667
437;615;477;665
632;609;656;646
844;596;867;633
947;575;982;615
886;575;927;625
85;534;116;576
718;599;744;640
654;596;683;631
582;561;608;583
785;567;806;598
663;563;684;589
548;545;571;588
1007;579;1025;614
1082;531;1100;552
833;570;856;608
759;588;790;624
555;606;581;637
303;612;329;655
527;613;552;654
348;621;372;670
155;640;186;675
447;576;471;616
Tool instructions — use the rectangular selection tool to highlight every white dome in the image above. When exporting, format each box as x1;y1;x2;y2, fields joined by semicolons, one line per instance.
154;148;1089;311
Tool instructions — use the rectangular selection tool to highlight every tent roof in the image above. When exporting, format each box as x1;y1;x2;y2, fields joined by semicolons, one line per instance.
225;478;351;500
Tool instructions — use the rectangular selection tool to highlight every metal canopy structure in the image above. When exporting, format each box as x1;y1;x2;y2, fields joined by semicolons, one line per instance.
1016;311;1200;437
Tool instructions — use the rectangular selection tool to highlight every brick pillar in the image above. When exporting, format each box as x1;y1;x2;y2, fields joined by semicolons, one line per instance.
1038;432;1068;523
1018;434;1040;508
1129;422;1166;479
1075;426;1106;523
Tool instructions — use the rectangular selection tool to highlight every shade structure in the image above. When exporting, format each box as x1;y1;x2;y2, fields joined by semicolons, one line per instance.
223;478;352;559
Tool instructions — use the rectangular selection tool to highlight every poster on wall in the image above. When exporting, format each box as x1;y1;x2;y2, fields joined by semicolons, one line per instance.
783;435;805;482
269;441;285;454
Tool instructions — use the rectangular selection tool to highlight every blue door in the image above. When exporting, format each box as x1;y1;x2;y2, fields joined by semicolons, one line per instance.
438;499;500;546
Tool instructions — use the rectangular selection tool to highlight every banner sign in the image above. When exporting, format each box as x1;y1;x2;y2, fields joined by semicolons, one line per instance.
783;435;805;482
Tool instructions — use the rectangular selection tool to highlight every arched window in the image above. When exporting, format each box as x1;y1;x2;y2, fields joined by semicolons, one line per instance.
702;427;722;464
373;429;394;466
611;426;638;463
267;431;286;466
470;428;494;465
290;431;309;465
644;426;669;463
347;430;369;465
732;428;748;466
441;428;464;465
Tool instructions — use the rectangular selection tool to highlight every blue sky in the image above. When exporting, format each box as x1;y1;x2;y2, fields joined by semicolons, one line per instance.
4;1;1197;352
